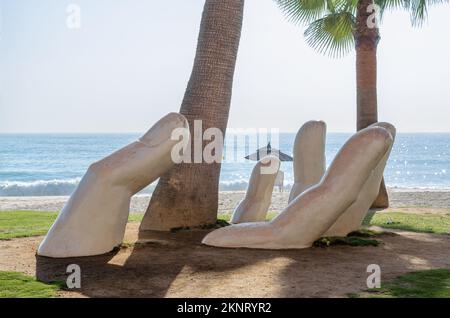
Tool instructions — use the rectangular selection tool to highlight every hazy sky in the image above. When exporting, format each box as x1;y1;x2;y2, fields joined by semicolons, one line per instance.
1;0;449;133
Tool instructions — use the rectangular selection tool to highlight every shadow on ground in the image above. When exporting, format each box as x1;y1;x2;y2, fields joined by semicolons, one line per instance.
35;225;450;298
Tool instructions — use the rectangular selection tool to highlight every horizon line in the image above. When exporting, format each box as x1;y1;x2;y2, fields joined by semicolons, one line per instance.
1;131;450;134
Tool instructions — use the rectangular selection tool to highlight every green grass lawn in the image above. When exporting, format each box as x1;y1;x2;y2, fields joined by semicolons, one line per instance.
0;271;62;298
0;211;58;240
128;213;144;223
351;269;450;298
0;211;144;240
0;210;449;241
363;211;450;234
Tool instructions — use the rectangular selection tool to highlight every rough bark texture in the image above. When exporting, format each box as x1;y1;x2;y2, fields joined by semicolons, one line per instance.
140;0;245;231
355;0;388;208
355;0;380;131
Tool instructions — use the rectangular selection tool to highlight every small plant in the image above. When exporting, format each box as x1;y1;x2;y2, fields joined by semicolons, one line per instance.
347;229;382;237
314;236;380;248
314;228;384;247
199;219;230;230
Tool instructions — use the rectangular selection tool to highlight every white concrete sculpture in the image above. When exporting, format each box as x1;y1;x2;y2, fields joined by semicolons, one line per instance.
288;120;327;203
202;127;393;249
324;122;396;237
230;156;280;224
38;113;189;258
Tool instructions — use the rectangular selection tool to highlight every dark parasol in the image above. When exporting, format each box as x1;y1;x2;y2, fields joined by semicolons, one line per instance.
244;142;293;161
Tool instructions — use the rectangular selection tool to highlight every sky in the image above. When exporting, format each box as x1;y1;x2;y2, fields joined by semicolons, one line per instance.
0;0;449;133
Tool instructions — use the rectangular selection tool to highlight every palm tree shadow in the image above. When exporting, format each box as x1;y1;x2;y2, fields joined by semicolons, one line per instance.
35;230;196;297
35;228;275;297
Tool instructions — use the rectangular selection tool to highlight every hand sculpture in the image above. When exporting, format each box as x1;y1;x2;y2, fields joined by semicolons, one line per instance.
202;126;393;249
38;113;189;258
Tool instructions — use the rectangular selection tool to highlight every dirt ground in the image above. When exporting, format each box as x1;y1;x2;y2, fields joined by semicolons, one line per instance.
0;223;449;298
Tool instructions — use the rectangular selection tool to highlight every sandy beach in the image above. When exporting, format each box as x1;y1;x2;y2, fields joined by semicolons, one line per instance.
1;188;449;214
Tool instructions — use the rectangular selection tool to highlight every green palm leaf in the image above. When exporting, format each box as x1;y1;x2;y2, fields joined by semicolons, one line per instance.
408;0;448;26
376;0;406;10
277;0;448;58
411;0;429;26
375;0;405;21
304;11;355;57
275;0;328;25
376;0;449;26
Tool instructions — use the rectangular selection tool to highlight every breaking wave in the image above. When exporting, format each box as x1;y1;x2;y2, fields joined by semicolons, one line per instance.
2;178;443;197
0;178;292;196
0;179;81;196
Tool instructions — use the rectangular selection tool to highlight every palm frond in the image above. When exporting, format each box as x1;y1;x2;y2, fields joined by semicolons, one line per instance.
335;0;359;13
375;0;449;27
275;0;328;25
375;0;405;21
408;0;448;26
304;11;355;58
375;0;406;10
410;0;429;26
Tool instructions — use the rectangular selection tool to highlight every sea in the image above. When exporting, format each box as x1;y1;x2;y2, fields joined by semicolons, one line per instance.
0;133;449;196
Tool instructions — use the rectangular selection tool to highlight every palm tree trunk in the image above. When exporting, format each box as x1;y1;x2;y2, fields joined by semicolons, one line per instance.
355;0;379;131
355;0;388;208
140;0;245;231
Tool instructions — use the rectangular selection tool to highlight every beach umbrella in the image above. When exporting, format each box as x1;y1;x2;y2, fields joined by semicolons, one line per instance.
245;142;293;161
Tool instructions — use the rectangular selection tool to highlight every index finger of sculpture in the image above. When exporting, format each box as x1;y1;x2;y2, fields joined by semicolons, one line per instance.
37;112;189;258
230;155;280;224
289;120;327;203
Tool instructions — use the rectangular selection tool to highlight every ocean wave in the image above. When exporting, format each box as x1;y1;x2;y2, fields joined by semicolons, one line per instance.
0;179;160;197
0;178;254;195
1;178;449;197
219;180;248;191
0;179;81;196
219;179;294;191
0;178;257;196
